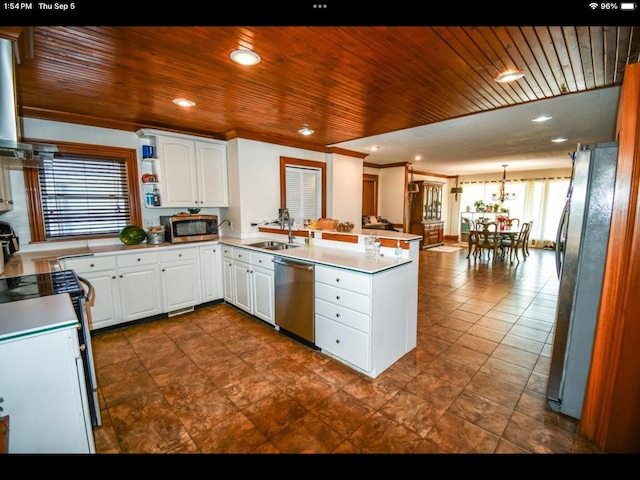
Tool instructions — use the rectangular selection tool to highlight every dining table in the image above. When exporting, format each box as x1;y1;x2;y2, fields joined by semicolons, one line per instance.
467;224;526;262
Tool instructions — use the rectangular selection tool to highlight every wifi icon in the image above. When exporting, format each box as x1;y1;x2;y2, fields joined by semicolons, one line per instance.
589;2;599;8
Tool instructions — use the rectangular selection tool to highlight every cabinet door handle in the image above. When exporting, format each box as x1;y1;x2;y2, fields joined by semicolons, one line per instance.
162;268;165;272
90;263;95;267
137;258;141;262
119;275;123;278
178;253;182;257
336;295;340;300
336;313;341;318
335;339;341;344
112;276;116;279
335;278;341;283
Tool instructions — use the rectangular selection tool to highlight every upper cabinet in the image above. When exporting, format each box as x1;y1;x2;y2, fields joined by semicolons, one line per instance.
137;129;229;208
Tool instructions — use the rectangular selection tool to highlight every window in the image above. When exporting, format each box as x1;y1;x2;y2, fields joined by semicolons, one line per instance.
280;156;326;224
24;140;142;242
460;175;569;244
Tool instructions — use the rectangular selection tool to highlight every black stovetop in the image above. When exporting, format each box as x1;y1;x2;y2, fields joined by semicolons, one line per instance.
0;270;84;304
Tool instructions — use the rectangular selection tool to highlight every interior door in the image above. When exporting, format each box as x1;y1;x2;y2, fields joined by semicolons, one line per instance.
362;174;378;215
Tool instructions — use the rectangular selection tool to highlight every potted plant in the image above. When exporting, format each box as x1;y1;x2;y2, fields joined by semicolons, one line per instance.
474;200;485;212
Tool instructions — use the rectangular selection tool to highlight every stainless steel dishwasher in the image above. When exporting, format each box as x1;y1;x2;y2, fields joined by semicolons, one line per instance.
273;256;315;344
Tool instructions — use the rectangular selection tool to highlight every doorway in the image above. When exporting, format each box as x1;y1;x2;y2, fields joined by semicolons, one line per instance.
362;174;378;216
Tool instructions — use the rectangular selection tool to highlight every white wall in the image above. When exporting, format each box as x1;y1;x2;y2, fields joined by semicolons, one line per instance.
329;153;363;226
230;138;325;237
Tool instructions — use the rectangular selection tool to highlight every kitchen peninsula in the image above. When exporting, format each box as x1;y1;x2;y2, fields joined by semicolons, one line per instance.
0;228;422;378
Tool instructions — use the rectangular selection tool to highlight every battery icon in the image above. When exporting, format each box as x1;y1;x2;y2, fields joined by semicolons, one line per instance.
621;2;637;9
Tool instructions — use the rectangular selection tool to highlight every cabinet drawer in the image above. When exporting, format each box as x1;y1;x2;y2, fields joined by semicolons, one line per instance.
116;251;158;268
315;298;370;333
315;265;371;295
159;247;198;263
315;315;370;371
232;248;250;263
315;282;370;316
250;251;274;270
221;245;234;259
62;255;116;273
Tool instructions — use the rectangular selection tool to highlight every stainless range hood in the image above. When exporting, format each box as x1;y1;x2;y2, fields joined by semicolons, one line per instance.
0;36;57;165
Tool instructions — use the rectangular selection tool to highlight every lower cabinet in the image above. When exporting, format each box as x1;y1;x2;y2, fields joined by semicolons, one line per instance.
223;246;275;324
315;265;372;372
314;263;411;378
116;252;163;322
62;244;222;331
199;244;223;303
422;221;444;248
0;323;95;453
61;255;122;330
159;247;201;313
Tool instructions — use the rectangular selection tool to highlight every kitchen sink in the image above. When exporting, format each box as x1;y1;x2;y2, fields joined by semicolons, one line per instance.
264;243;299;250
246;241;299;250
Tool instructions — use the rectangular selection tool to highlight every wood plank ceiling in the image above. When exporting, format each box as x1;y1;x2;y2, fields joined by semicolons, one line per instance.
7;26;640;157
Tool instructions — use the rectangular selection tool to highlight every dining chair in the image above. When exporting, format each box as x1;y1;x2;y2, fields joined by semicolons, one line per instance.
523;220;533;257
501;222;530;263
508;217;520;228
474;221;501;262
462;217;478;259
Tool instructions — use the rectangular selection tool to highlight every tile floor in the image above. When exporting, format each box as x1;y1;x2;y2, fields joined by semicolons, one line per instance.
90;243;602;454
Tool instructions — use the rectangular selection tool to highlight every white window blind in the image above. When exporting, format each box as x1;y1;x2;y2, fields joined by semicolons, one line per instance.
285;165;321;225
38;154;132;239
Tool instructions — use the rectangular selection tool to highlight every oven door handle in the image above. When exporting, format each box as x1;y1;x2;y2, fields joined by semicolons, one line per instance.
77;276;95;304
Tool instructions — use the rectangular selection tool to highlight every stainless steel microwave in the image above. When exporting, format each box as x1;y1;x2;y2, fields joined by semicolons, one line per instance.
160;214;219;243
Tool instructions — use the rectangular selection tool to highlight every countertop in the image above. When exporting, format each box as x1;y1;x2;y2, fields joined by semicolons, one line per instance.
0;294;79;341
220;237;412;274
0;227;418;278
0;240;219;278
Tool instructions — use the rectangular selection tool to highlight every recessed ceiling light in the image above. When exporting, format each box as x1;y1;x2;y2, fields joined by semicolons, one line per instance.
173;98;195;107
367;145;380;152
298;125;314;136
494;69;525;83
532;115;553;122
230;48;261;66
414;155;422;161
552;137;568;143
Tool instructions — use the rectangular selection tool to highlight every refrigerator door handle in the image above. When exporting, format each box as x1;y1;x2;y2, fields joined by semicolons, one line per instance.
555;199;569;278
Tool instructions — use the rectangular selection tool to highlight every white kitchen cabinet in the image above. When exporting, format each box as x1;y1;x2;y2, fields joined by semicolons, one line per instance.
222;246;275;324
63;252;164;328
314;263;410;378
139;130;228;208
249;251;275;325
116;251;163;322
0;159;13;212
199;244;223;303
160;247;201;313
61;255;121;330
221;245;235;304
0;295;95;453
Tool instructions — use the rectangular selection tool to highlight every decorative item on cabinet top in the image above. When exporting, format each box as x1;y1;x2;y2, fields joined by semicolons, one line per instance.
141;173;157;183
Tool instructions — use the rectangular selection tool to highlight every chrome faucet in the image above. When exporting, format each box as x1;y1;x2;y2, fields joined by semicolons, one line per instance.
281;209;295;243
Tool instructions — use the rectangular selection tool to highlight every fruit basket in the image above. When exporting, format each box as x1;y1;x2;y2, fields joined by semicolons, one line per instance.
316;218;339;230
336;222;354;232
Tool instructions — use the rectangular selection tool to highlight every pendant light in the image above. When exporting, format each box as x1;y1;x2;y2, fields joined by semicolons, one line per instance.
491;164;516;203
408;166;419;194
450;176;463;201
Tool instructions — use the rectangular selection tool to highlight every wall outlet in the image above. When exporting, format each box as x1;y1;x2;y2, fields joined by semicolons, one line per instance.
143;218;157;227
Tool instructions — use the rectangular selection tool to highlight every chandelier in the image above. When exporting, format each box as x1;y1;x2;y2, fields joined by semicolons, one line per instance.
491;164;516;203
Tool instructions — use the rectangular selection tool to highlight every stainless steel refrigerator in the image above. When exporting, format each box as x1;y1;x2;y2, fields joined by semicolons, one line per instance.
547;142;618;419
